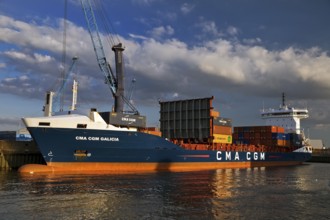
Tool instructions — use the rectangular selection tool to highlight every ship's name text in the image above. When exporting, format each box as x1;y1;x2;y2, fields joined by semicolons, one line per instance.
121;117;136;122
75;136;119;142
216;151;265;161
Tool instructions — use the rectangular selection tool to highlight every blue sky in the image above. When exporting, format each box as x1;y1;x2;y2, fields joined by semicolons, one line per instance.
1;0;330;146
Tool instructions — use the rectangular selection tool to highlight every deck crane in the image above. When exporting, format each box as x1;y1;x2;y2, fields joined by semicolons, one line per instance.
43;56;79;116
80;0;139;115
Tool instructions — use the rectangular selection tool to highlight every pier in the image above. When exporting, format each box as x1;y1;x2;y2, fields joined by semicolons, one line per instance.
308;149;330;163
0;140;45;170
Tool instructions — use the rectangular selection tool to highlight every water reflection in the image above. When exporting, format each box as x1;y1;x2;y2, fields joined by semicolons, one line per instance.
1;163;330;219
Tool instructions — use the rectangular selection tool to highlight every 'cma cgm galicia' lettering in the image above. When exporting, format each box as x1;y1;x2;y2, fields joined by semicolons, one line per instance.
75;136;119;141
216;151;265;161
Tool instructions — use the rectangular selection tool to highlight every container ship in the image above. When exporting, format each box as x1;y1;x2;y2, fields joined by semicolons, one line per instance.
19;95;312;174
19;0;312;174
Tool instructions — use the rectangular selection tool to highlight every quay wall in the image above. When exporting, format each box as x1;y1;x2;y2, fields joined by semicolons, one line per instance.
0;140;45;170
308;149;330;163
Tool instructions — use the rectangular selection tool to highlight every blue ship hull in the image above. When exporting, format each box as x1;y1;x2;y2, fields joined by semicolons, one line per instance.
19;127;312;173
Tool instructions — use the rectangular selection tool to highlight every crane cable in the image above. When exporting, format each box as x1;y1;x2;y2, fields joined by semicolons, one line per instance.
94;0;120;47
87;0;139;114
94;0;138;109
59;0;68;111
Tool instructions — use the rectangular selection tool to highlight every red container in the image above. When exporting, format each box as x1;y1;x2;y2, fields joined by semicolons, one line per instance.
243;132;250;139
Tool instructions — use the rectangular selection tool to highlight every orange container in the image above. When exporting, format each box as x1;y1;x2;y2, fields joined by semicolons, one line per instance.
277;127;285;133
210;110;220;117
146;127;158;131
213;125;232;135
147;130;162;136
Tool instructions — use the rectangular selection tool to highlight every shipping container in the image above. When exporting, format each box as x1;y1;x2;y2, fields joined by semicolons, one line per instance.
145;127;158;131
272;139;285;146
213;125;232;135
213;134;232;144
145;130;162;136
238;132;244;139
210;110;220;117
234;125;284;133
159;97;213;141
100;111;146;128
271;133;286;140
233;140;250;145
243;132;250;139
277;127;285;133
142;127;162;137
213;117;232;127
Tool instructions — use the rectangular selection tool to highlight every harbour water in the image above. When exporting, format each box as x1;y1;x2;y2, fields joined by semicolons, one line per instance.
0;163;329;220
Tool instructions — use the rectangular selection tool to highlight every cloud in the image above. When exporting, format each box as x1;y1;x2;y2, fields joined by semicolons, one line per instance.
0;116;20;128
0;15;90;60
0;15;61;52
2;13;330;102
227;26;239;36
194;18;224;39
132;0;159;5
243;38;262;45
129;33;148;40
147;25;175;39
0;14;105;101
121;36;330;114
181;3;195;15
1;13;330;136
3;50;54;64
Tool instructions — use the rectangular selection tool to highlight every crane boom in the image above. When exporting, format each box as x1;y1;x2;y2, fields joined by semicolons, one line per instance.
80;0;117;97
80;0;139;114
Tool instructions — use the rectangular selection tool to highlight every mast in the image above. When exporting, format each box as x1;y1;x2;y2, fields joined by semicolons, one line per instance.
282;92;286;108
70;79;78;111
112;43;125;113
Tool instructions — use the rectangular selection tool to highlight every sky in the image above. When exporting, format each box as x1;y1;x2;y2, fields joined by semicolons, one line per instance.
0;0;330;146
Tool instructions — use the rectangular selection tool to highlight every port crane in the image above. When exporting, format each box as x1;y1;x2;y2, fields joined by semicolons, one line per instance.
80;0;139;115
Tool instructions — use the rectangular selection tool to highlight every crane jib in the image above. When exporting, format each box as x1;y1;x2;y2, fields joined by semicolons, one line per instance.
80;0;139;115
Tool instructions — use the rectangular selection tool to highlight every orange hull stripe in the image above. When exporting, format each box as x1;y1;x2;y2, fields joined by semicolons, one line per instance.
18;161;303;174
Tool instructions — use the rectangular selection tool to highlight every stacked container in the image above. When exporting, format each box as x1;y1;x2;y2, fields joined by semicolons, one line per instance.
159;97;214;143
142;127;162;137
212;116;232;144
159;97;233;145
232;126;288;147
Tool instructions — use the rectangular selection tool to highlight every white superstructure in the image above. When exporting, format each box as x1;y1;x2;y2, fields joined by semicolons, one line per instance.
261;94;308;134
23;108;137;131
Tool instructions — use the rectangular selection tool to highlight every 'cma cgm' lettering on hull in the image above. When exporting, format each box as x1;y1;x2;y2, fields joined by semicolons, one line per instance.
75;136;119;142
216;151;265;161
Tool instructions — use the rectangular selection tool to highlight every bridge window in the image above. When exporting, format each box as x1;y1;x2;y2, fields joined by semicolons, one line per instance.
77;124;87;128
39;122;50;126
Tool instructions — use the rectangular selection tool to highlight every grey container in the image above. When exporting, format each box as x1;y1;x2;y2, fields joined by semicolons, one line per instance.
159;97;213;141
